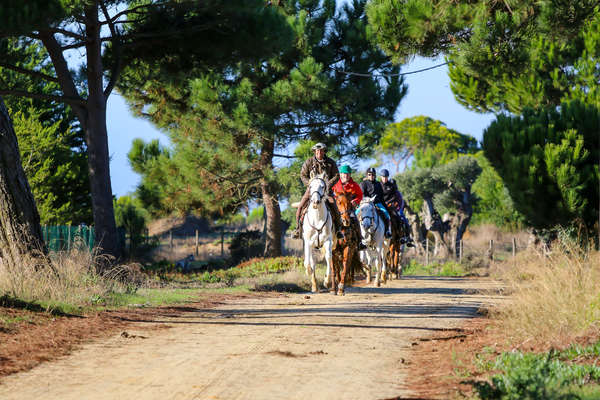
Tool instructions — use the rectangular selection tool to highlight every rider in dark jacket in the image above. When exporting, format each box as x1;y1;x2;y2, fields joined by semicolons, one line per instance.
359;167;392;238
380;169;414;246
291;143;341;239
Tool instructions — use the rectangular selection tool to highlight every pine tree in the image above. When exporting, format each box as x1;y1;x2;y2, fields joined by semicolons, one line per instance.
0;0;291;261
0;97;45;267
376;115;478;172
120;0;406;256
483;101;599;233
366;0;599;113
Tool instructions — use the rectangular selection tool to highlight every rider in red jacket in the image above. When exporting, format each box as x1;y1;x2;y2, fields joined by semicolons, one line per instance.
332;164;363;207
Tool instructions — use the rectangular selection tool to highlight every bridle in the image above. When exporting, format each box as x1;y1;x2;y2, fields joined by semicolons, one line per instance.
307;177;329;249
358;202;380;246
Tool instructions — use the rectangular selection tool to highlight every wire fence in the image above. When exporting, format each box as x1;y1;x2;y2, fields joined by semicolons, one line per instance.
41;225;126;252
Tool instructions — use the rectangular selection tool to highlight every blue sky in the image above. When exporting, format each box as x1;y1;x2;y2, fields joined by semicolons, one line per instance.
106;56;496;198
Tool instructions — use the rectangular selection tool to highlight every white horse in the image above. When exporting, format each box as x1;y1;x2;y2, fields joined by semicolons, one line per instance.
302;175;334;293
357;197;390;287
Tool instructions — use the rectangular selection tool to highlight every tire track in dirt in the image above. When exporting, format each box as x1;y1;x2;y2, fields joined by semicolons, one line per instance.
0;276;502;400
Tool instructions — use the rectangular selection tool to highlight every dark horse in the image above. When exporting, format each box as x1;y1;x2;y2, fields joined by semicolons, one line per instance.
330;192;361;295
385;201;410;280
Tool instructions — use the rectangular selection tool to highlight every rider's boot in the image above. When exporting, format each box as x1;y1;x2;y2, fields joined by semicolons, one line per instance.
385;219;392;239
329;202;344;239
352;218;367;250
291;217;302;239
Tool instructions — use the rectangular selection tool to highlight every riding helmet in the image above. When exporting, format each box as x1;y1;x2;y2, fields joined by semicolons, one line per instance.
380;169;389;177
311;142;327;151
366;167;376;175
339;165;352;174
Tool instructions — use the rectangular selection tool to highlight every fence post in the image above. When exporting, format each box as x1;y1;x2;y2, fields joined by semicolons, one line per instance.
220;226;224;258
489;239;494;262
459;240;463;263
67;225;71;251
169;230;173;251
425;238;429;266
512;237;516;258
195;229;199;256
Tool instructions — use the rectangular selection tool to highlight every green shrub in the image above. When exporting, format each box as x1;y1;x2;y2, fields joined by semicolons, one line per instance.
473;349;600;399
229;230;264;264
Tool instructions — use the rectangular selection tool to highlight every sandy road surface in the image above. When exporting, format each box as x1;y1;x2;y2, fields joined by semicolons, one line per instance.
0;276;501;400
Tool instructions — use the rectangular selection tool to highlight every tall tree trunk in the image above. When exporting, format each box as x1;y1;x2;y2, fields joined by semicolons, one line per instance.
0;97;45;267
260;138;281;257
453;190;474;257
85;5;120;261
421;198;449;258
404;204;425;255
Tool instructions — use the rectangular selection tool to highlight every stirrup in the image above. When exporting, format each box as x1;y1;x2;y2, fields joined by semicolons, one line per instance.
291;229;301;239
385;230;392;239
358;242;367;251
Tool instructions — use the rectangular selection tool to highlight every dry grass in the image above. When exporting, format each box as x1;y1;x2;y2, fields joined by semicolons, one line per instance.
489;239;600;346
0;239;140;310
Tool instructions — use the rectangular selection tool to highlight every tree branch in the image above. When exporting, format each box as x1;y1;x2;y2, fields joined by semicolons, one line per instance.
0;89;86;106
0;62;59;83
39;30;87;124
48;27;85;41
273;153;298;159
100;1;122;99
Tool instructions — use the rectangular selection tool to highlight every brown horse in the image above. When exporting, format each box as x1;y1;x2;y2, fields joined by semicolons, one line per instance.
331;192;361;295
385;202;409;280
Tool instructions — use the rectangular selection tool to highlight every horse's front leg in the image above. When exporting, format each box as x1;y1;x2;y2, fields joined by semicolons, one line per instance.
338;245;351;295
379;247;388;285
360;250;371;283
374;250;382;287
324;240;336;295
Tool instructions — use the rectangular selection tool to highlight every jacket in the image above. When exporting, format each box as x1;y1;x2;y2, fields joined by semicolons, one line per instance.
332;178;363;207
360;179;385;204
300;155;339;191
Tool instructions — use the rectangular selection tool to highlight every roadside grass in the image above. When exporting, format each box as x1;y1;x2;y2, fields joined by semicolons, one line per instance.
461;241;600;399
471;345;600;400
402;259;468;276
0;248;311;318
145;256;315;292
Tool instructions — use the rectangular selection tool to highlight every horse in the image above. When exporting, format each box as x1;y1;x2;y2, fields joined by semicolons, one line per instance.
301;174;334;293
331;191;361;295
356;197;390;287
386;205;406;280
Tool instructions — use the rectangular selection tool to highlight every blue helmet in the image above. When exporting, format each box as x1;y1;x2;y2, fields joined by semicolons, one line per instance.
380;169;390;177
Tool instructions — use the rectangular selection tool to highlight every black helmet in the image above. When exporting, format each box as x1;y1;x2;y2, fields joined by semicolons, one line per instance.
380;169;389;177
366;167;376;175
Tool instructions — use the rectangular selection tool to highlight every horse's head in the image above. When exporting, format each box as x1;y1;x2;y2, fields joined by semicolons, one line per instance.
308;175;326;208
335;192;353;227
357;200;377;245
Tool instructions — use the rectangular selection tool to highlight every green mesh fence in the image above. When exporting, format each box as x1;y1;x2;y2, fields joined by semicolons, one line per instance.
41;225;95;252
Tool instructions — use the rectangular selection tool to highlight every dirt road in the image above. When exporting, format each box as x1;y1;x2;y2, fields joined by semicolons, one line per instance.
0;276;501;400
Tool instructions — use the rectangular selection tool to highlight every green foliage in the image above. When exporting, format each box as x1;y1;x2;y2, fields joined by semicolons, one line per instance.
402;259;467;276
483;101;599;233
471;152;525;230
246;207;264;225
120;0;406;219
366;0;600;113
377;116;479;172
1;39;91;225
11;107;91;225
473;349;600;399
433;156;482;215
114;196;148;254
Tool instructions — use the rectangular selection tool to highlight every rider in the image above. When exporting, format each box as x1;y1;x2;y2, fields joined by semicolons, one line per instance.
380;169;414;246
291;143;342;239
332;165;367;250
359;167;392;238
